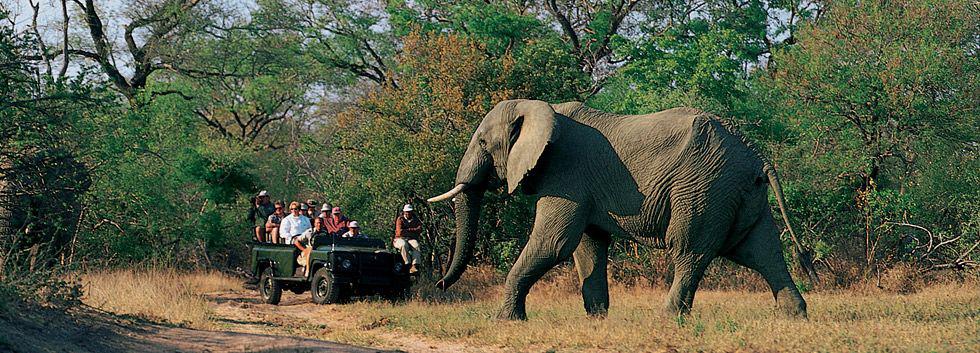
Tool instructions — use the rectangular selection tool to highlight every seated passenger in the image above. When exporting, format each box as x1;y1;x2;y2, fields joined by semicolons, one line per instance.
279;201;311;244
324;207;350;237
341;221;368;238
394;204;423;273
254;191;275;242
265;201;285;244
315;204;331;232
306;199;318;218
293;228;315;276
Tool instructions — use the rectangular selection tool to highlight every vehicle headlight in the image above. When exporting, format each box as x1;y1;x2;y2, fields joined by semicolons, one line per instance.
393;262;403;272
341;259;352;269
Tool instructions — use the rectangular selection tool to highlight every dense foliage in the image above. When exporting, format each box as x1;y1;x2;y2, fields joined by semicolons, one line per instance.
0;0;976;303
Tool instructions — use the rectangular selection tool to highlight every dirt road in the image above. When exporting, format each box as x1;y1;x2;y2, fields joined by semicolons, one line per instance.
204;286;500;353
0;302;396;353
1;283;493;353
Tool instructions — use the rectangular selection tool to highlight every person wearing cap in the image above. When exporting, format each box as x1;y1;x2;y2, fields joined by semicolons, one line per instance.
265;201;286;244
254;191;275;242
305;199;318;218
341;221;368;239
324;206;350;237
279;201;312;244
394;204;423;273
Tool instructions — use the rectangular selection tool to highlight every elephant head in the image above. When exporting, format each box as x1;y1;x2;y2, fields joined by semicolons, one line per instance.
428;100;559;289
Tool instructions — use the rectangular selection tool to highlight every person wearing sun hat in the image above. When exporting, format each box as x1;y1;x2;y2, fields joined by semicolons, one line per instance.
394;204;423;273
253;190;275;242
341;221;368;239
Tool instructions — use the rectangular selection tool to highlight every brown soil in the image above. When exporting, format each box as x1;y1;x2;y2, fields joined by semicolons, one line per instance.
0;281;501;353
0;300;398;353
206;286;501;353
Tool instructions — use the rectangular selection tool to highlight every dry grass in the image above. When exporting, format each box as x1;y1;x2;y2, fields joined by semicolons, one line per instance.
78;266;980;352
80;268;238;328
336;268;980;352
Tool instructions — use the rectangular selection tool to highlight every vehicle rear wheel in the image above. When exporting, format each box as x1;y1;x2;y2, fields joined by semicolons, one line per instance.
311;268;341;304
259;267;282;305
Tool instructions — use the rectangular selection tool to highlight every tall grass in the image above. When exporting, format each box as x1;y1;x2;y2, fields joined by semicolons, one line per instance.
80;268;238;328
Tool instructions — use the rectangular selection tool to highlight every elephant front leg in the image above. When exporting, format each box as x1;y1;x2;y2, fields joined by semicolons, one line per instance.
573;229;611;317
498;196;587;320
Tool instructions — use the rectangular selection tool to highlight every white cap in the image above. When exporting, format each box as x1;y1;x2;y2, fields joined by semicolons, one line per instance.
321;204;330;211
300;203;309;210
403;204;413;212
349;221;359;228
258;190;268;197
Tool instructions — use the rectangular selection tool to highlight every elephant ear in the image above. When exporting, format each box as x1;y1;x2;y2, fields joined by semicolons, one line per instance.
506;100;558;194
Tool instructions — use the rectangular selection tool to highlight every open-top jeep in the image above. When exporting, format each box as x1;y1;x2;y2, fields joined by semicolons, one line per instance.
250;235;413;304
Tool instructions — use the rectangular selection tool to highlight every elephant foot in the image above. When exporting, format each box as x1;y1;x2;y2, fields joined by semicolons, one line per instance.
496;307;528;321
774;287;808;319
663;298;692;316
584;302;608;318
585;308;608;319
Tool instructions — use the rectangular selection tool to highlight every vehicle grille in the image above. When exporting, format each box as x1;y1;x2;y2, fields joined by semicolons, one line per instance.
358;253;393;274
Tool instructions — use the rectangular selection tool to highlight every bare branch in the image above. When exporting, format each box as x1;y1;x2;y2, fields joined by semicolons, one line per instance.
58;0;70;80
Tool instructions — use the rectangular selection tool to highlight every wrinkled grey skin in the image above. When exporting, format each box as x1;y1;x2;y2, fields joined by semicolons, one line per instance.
430;100;807;320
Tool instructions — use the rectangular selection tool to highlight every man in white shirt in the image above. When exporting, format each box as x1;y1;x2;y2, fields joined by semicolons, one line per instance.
279;201;311;244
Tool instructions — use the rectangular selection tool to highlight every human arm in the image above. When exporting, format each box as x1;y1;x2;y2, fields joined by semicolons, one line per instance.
405;219;423;233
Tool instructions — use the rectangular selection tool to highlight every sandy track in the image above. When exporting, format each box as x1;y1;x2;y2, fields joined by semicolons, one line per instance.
206;287;500;353
0;300;397;353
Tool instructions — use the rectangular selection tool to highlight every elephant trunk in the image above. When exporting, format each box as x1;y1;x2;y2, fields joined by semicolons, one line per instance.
436;188;483;290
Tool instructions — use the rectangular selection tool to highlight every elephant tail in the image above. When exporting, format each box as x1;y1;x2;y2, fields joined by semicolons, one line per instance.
764;164;820;286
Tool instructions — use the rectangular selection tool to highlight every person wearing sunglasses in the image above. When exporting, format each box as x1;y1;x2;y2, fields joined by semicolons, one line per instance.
278;201;311;244
265;201;285;244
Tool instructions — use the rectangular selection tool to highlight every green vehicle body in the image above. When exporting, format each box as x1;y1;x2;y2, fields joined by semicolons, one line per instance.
250;235;412;304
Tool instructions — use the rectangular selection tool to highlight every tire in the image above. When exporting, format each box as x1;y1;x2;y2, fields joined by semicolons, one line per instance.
311;268;341;304
258;267;282;305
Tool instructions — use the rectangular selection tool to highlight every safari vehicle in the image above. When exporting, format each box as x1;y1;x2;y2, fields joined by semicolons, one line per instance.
250;235;413;305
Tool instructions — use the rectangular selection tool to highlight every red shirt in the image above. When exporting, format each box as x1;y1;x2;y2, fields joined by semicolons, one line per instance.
395;215;423;239
324;215;350;236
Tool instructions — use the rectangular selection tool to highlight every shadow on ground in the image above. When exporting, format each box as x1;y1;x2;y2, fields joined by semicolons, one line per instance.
0;302;401;353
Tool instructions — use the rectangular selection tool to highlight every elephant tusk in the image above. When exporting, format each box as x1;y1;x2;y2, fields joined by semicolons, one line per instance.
427;184;466;203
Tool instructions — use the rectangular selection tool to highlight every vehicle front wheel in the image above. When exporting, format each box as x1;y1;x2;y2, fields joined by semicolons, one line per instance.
259;267;282;305
311;268;341;304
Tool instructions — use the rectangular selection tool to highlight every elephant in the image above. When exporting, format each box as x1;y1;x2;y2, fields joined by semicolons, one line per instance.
427;99;809;320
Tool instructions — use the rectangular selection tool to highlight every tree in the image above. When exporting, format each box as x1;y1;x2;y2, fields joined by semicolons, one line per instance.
1;8;112;293
767;0;979;278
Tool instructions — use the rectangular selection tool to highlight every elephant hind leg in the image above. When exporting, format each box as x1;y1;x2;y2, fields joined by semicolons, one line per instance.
573;227;611;318
663;202;727;315
665;251;714;315
724;216;807;317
